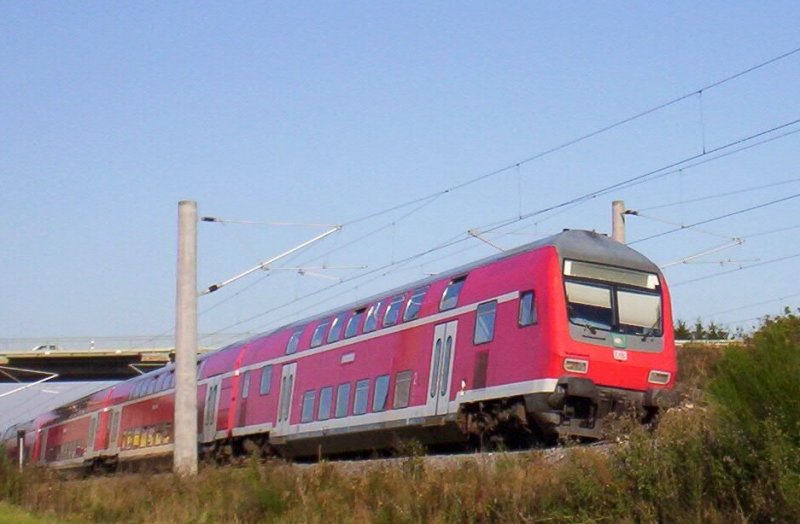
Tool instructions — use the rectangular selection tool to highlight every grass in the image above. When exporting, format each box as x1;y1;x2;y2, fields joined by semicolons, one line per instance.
0;501;70;524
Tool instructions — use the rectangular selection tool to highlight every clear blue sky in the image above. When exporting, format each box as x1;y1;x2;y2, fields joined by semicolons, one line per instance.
2;2;799;345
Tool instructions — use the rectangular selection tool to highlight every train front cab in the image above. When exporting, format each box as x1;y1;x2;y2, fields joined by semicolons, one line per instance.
526;254;678;440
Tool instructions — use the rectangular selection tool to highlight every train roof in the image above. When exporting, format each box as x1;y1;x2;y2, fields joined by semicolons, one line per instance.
225;229;661;350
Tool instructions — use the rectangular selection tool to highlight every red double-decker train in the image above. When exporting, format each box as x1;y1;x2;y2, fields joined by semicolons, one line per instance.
3;229;676;469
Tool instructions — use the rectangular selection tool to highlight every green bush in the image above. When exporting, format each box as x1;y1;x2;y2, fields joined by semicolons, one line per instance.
706;310;800;521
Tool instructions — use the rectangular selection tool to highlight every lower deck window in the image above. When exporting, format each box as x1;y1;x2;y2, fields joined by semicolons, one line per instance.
353;379;370;415
335;383;351;418
241;371;251;399
372;375;390;412
259;365;273;395
301;390;316;423
393;370;413;409
318;386;333;420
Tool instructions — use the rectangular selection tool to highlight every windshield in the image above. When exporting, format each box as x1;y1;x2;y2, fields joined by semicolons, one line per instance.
564;260;662;337
617;289;661;336
565;282;613;331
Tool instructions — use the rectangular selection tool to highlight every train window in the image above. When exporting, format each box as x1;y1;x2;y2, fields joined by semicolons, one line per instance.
285;329;303;355
362;302;382;333
345;308;365;339
372;375;390;412
327;313;348;344
353;379;370;415
241;370;251;399
617;289;662;336
259;364;273;395
393;370;413;409
383;295;405;327
334;383;351;418
440;276;466;311
403;287;429;322
565;281;613;332
474;301;497;344
318;386;333;420
300;390;316;423
519;291;537;326
311;319;331;348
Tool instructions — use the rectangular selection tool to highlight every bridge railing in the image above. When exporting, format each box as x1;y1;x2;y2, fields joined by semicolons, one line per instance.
0;333;257;353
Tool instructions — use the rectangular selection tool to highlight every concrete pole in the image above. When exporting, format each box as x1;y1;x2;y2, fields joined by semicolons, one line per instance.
612;200;625;244
17;430;24;470
174;201;198;476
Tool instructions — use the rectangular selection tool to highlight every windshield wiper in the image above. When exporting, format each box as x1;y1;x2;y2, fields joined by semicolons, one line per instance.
641;315;662;341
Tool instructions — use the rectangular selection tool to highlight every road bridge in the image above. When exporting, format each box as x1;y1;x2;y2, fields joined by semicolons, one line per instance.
0;334;253;382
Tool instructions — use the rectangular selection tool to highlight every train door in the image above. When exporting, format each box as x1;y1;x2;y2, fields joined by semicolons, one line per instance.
86;413;99;457
107;407;122;454
202;377;222;442
276;363;297;434
425;320;459;416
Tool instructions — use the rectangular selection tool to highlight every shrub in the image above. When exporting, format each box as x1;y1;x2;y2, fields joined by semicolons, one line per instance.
706;310;800;521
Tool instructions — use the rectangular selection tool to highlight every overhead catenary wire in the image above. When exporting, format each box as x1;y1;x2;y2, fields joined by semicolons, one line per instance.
472;118;800;239
639;177;800;212
341;46;800;228
629;191;800;245
671;252;800;287
704;292;800;318
203;118;800;340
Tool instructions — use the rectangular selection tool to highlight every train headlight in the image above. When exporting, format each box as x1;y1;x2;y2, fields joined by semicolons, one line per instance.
563;358;589;374
648;370;671;385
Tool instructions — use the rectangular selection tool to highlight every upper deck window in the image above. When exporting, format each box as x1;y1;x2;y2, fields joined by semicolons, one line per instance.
383;295;405;327
327;313;348;344
403;287;429;322
285;329;303;355
310;319;331;348
440;277;466;311
345;309;365;339
363;302;382;333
